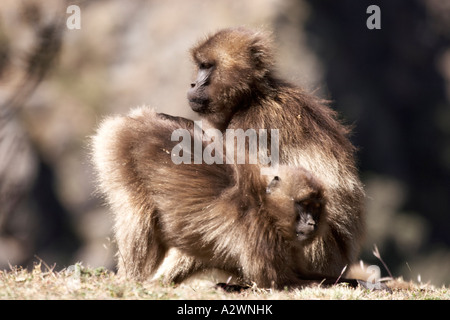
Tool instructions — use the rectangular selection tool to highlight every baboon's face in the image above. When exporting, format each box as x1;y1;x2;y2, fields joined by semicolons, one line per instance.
266;168;326;244
187;28;273;123
187;60;215;114
294;199;323;243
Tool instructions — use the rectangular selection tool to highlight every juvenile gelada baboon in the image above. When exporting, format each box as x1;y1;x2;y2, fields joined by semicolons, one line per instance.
92;106;329;288
184;27;366;278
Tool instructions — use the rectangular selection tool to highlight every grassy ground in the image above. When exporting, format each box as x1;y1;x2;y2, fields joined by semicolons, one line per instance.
0;263;448;300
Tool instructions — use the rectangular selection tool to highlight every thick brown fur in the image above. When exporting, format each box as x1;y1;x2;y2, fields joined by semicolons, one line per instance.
92;106;329;288
186;27;365;278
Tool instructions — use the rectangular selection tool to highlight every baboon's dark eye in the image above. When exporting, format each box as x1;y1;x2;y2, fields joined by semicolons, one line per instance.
199;62;213;69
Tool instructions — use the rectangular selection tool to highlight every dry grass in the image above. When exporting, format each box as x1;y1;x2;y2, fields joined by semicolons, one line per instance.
0;263;448;300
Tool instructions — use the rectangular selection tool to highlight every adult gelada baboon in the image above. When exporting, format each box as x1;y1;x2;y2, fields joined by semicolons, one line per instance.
92;106;331;288
185;27;366;278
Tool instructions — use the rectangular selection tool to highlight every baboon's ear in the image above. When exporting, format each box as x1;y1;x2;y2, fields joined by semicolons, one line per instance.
266;176;281;194
249;30;274;72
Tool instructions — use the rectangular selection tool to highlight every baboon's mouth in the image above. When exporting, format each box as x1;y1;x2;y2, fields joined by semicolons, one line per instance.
188;98;209;112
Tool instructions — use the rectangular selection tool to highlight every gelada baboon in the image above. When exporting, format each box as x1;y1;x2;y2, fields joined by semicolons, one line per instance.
92;106;328;288
186;27;366;278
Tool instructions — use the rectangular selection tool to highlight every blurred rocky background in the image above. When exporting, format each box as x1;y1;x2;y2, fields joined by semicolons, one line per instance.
0;0;449;286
